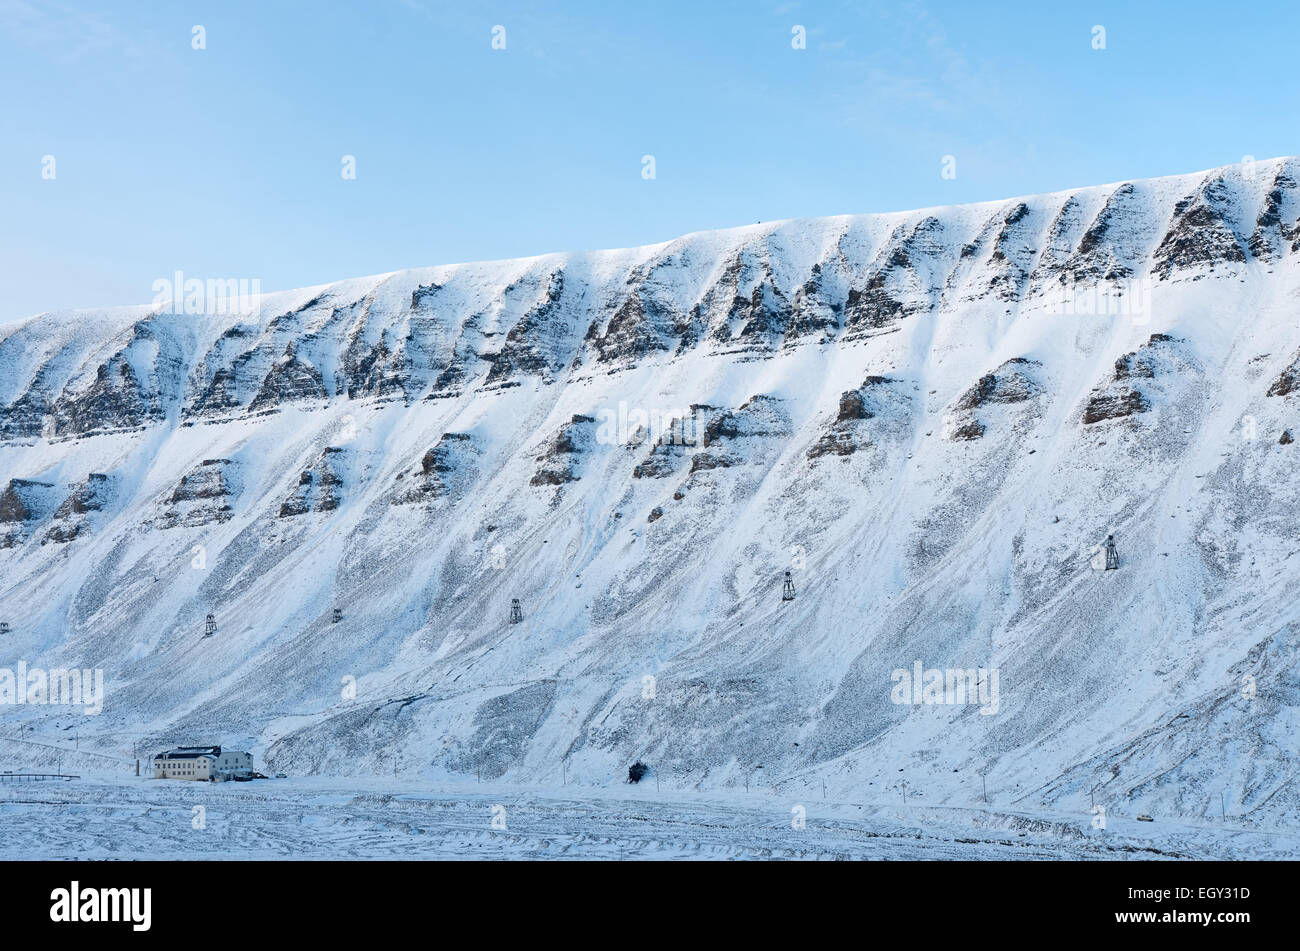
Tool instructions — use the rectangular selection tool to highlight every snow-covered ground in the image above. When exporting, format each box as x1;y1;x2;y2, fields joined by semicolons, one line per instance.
3;774;1293;860
1;157;1299;858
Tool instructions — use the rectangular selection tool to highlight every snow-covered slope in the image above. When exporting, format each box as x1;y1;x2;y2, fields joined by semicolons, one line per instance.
3;158;1299;827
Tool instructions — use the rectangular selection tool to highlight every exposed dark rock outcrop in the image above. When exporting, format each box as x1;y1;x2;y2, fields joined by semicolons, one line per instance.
0;478;58;548
634;394;790;481
425;342;476;400
157;460;237;529
1028;196;1086;292
0;387;55;440
1082;335;1179;424
342;329;406;401
590;292;671;365
691;396;788;465
486;271;568;384
280;448;345;517
843;218;944;337
946;359;1040;441
785;261;843;342
1248;170;1299;261
188;366;242;417
689;451;738;473
1113;351;1156;381
632;411;709;479
531;415;596;486
249;343;328;413
807;376;898;459
1151;177;1248;280
1083;390;1150;425
53;360;160;438
984;202;1035;300
697;255;751;346
729;279;793;348
184;325;258;419
835;389;872;421
43;473;115;544
394;433;475;505
1267;351;1300;397
1110;335;1177;386
1063;183;1142;283
702;412;738;448
956;358;1039;410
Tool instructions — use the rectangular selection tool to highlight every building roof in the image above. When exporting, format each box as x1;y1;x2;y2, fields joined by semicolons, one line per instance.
154;745;220;760
154;745;251;761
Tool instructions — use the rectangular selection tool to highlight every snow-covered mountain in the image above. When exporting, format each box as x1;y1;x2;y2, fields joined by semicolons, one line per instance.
3;157;1299;827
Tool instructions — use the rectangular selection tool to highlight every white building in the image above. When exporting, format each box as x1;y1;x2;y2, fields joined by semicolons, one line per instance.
153;745;254;781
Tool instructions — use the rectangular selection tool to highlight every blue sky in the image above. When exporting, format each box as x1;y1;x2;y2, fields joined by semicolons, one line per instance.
2;0;1297;323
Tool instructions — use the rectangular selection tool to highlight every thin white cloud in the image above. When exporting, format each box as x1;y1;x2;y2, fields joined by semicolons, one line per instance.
0;0;154;63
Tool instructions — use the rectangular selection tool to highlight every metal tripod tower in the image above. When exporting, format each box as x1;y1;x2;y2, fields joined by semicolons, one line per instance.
509;598;523;624
782;570;796;602
203;613;216;638
1104;535;1119;571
